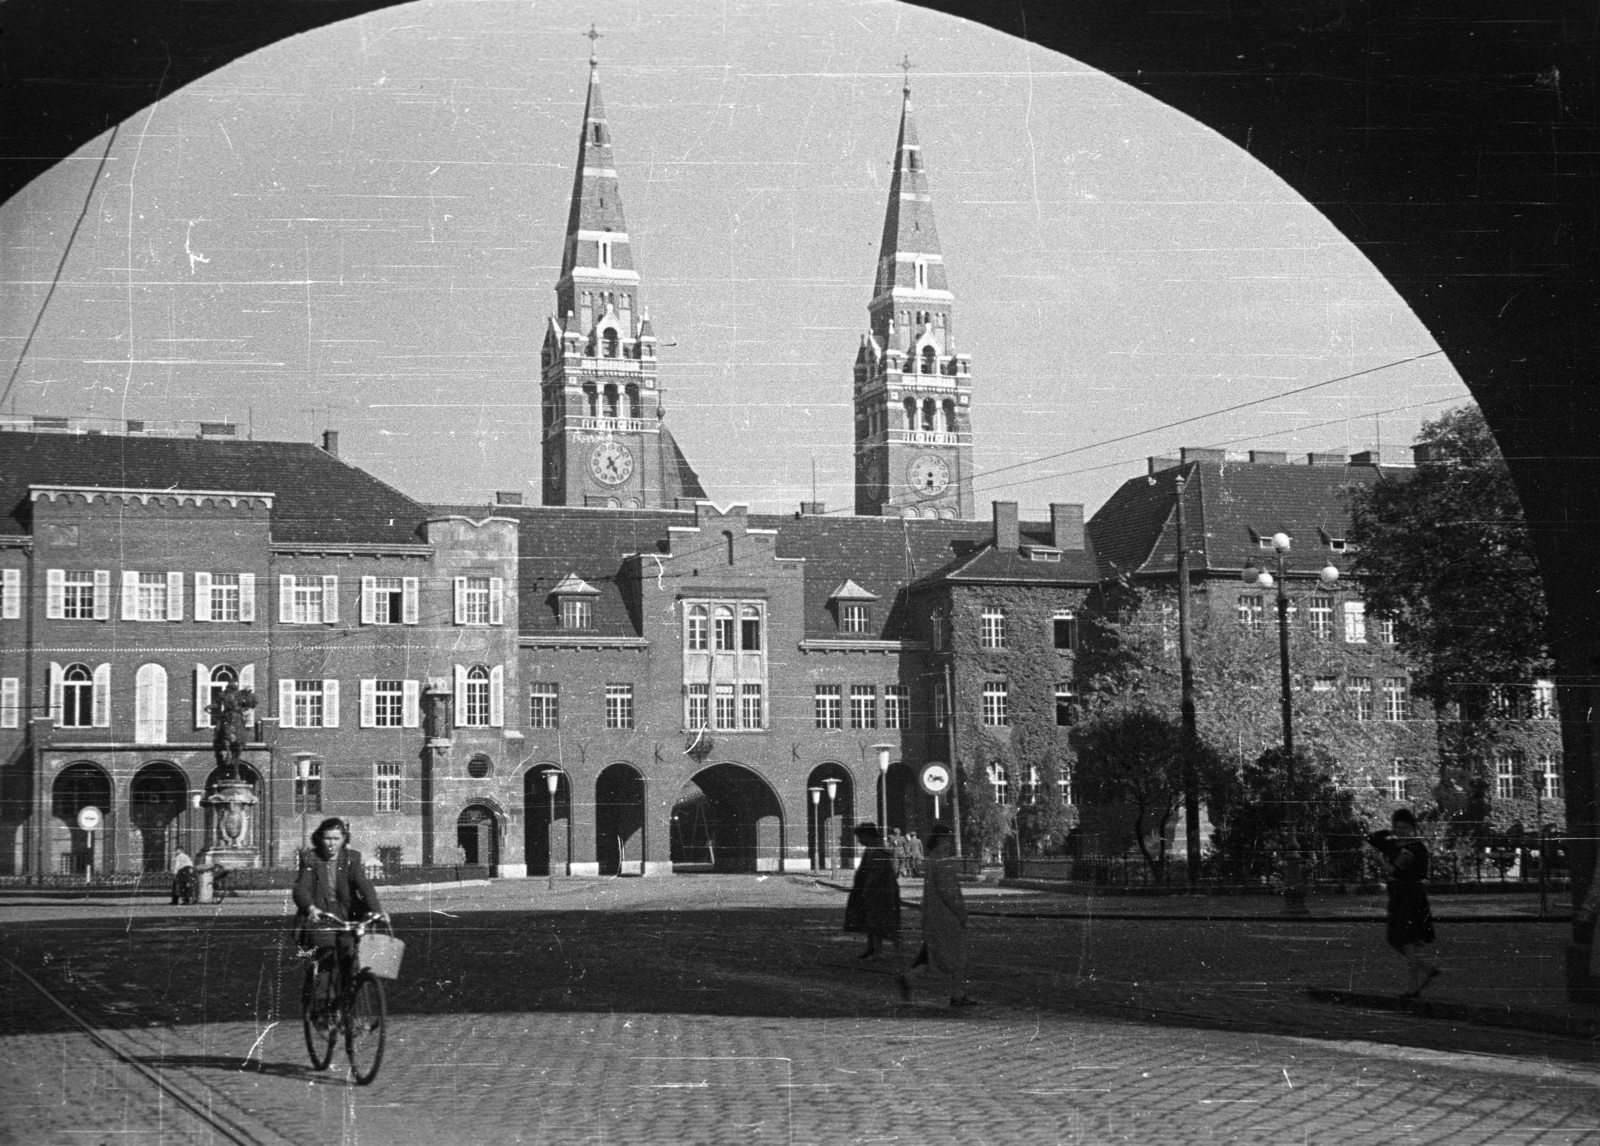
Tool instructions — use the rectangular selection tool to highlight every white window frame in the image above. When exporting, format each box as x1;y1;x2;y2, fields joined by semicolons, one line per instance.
1382;677;1410;722
361;679;407;728
1349;677;1373;721
713;683;737;730
1307;595;1334;640
559;597;592;630
0;677;19;728
982;681;1010;727
375;762;403;814
980;608;1007;650
1343;600;1367;644
134;663;168;744
280;575;336;625
685;683;708;729
454;576;503;626
1053;609;1077;651
849;685;877;730
605;683;634;730
883;684;908;730
1;568;19;619
1055;684;1075;727
814;685;842;730
740;683;763;730
840;602;869;634
529;682;559;729
362;576;417;626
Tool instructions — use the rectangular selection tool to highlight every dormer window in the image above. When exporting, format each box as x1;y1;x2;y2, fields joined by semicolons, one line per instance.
920;345;936;375
1328;538;1350;552
840;603;869;633
550;572;599;630
829;579;880;635
602;328;619;358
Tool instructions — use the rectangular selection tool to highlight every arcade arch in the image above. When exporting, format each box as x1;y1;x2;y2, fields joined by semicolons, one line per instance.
596;763;645;876
804;762;855;871
130;761;188;872
671;763;783;873
51;762;111;875
524;766;571;877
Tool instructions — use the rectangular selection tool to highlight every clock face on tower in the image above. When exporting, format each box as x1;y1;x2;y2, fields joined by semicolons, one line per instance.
907;453;951;498
590;440;635;486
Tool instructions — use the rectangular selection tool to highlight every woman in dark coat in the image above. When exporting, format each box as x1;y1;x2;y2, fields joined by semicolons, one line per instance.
293;818;386;1004
1366;808;1440;998
843;822;901;960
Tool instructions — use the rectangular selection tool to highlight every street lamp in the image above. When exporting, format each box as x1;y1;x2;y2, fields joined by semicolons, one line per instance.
293;754;314;861
544;769;560;890
873;745;894;835
1244;532;1339;916
823;776;840;871
809;786;823;871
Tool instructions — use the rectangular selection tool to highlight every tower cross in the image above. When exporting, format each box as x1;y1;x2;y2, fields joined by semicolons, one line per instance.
900;54;914;94
586;24;602;63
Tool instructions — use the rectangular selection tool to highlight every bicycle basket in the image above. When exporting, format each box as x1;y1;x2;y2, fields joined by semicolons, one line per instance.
357;931;405;980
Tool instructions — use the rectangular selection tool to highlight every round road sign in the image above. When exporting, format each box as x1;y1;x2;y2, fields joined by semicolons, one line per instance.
76;805;102;832
920;763;951;796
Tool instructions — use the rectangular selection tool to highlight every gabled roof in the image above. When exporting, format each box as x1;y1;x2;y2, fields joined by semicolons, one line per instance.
912;520;1100;588
1087;457;1398;580
0;432;429;544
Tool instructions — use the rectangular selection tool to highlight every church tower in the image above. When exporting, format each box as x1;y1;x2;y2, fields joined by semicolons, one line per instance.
852;75;974;519
541;50;705;509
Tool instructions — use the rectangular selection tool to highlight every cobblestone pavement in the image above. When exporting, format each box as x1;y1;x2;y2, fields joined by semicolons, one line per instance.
2;877;1597;1145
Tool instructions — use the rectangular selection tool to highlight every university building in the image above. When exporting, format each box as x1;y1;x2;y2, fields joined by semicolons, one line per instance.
0;64;1562;880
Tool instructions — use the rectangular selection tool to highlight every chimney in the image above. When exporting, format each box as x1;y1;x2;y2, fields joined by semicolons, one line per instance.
198;422;236;438
992;501;1019;551
1147;456;1180;474
1306;451;1346;466
798;501;826;515
1248;450;1288;464
494;490;524;507
1412;443;1436;466
1050;503;1085;551
321;430;339;458
1180;447;1226;464
1348;449;1383;466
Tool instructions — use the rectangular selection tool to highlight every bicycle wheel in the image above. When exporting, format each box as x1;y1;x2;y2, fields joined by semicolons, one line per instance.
301;960;338;1070
344;972;386;1085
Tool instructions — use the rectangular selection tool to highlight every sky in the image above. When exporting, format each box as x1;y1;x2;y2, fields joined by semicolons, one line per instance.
0;0;1470;518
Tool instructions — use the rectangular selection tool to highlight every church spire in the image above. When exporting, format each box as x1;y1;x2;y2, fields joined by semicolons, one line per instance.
555;41;637;318
853;67;974;519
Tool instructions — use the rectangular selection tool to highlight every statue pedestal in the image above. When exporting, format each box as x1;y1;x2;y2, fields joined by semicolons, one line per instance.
200;778;262;869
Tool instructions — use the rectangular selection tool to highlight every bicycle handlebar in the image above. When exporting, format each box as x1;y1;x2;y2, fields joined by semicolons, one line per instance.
307;912;389;936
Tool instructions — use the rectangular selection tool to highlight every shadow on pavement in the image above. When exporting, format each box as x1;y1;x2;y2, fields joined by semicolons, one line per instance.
128;1053;336;1082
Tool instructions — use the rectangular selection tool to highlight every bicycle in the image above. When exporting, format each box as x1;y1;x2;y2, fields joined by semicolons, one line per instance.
300;914;394;1084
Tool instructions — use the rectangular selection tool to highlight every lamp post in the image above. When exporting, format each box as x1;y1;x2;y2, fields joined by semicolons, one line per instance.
293;754;314;862
809;787;822;871
823;776;840;870
873;745;894;835
1244;532;1339;916
544;769;560;890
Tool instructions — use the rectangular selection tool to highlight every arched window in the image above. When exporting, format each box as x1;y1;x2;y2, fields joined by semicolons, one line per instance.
464;665;491;728
62;663;94;727
1021;765;1040;806
904;397;917;431
208;664;238;723
603;383;619;416
583;384;599;417
740;605;762;651
942;399;957;433
713;606;736;651
922;398;936;432
602;328;619;359
135;663;168;745
987;762;1010;805
921;345;937;375
686;604;708;650
625;384;641;419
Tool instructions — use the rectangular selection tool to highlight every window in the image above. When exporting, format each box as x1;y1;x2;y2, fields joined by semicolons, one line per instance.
201;665;253;732
463;666;491;728
714;684;737;730
714;607;736;652
1058;769;1073;806
467;754;492;779
814;685;842;730
1373;617;1395;645
2;568;19;619
1533;679;1557;719
883;685;908;730
741;683;764;730
686;605;708;650
369;680;405;728
1382;677;1410;722
530;683;560;729
987;762;1010;804
1053;610;1078;651
850;685;877;730
686;683;709;728
982;681;1009;726
134;663;168;744
980;608;1007;649
1020;765;1041;806
0;677;18;729
1389;758;1414;802
204;574;243;622
1349;677;1373;721
55;570;99;620
840;602;869;634
606;684;634;729
135;572;169;621
1308;595;1333;640
1237;594;1265;633
280;575;336;625
1537;755;1563;799
560;598;592;629
740;607;762;651
455;576;503;626
291;680;328;729
1495;753;1523;800
376;762;402;813
59;663;97;727
1343;601;1367;643
1055;685;1076;727
295;758;323;813
362;576;417;626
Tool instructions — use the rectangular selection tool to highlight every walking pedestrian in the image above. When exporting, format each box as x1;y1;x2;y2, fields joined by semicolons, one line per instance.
898;824;974;1007
1367;808;1441;998
843;823;901;961
891;828;910;876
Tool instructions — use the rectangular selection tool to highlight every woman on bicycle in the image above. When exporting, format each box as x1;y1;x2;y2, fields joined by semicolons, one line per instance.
293;818;385;973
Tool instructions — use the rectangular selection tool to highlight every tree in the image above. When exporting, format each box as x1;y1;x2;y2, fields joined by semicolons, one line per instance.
1071;708;1224;882
1346;404;1549;705
1208;745;1368;885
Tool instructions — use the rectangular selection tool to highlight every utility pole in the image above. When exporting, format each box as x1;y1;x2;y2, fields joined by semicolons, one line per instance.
1174;470;1201;885
944;659;963;858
